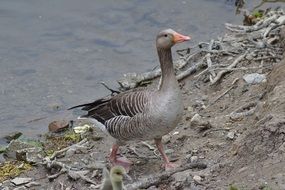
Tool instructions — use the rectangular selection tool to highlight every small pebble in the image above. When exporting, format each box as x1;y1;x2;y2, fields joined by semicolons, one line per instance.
193;175;202;184
227;132;235;140
187;106;193;112
190;156;198;163
243;73;266;84
48;120;69;133
11;177;32;186
173;131;179;135
191;114;202;124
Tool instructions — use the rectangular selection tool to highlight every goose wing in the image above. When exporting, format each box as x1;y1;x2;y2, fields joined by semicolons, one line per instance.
69;88;151;124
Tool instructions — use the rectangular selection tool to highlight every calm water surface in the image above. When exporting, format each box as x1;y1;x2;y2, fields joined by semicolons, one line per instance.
0;0;282;139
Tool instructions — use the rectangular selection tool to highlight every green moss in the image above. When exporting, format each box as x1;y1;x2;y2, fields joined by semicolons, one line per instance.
252;10;263;18
43;130;81;156
63;130;81;142
0;161;32;182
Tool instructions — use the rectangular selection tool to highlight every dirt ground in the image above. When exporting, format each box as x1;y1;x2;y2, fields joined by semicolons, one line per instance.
2;50;284;190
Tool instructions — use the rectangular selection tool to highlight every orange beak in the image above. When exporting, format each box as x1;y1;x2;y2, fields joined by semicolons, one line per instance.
173;32;191;43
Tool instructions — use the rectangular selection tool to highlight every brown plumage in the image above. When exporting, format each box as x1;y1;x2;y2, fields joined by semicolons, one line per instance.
70;29;191;170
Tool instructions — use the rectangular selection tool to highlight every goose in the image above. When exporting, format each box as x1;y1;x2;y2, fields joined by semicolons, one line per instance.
70;29;190;170
100;166;126;190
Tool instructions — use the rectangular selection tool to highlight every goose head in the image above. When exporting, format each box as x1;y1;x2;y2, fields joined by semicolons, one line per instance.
110;165;126;183
156;28;191;49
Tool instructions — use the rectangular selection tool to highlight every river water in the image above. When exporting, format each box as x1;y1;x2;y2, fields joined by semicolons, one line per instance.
0;0;282;139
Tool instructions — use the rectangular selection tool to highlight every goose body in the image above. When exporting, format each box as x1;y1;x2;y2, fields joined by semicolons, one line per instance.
70;29;190;170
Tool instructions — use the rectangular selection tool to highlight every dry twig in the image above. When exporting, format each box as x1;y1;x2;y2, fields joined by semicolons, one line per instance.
210;53;247;85
125;162;207;190
208;78;239;107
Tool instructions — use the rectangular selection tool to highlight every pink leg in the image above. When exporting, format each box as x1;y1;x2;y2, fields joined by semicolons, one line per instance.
154;138;177;170
109;144;132;172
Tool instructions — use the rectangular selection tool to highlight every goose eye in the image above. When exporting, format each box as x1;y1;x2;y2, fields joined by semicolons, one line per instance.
164;34;168;37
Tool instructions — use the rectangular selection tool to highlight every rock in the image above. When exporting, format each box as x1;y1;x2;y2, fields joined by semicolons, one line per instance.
10;177;32;186
172;170;189;182
16;147;44;163
190;114;211;131
48;120;69;133
0;145;7;153
187;106;194;112
4;132;22;143
190;156;199;163
162;135;171;144
5;139;43;160
191;113;202;123
226;132;235;140
193;175;202;184
243;73;266;84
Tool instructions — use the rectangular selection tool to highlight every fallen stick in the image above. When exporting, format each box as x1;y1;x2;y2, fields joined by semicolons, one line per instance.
210;53;247;85
229;101;258;120
125;162;207;190
263;15;285;38
177;61;207;81
176;50;201;69
68;170;98;185
225;14;279;33
208;78;239;107
117;69;161;90
205;53;216;83
49;138;88;160
202;128;231;137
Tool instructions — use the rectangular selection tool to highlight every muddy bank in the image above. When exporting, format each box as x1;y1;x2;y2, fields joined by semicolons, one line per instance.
1;7;285;190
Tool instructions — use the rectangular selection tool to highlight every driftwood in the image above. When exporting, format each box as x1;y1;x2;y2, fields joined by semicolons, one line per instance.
117;9;285;90
229;101;258;120
210;53;247;85
125;162;207;190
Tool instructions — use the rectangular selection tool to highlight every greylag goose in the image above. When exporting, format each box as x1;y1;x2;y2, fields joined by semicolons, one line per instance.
70;29;190;170
100;166;126;190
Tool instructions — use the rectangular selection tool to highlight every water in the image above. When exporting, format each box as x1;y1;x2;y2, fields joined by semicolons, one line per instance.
0;0;282;138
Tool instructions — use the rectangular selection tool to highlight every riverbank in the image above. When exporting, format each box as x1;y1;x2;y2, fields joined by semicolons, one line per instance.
1;8;285;190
